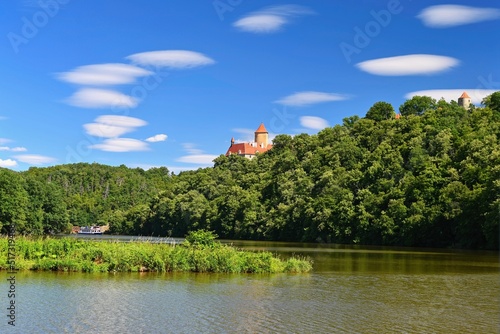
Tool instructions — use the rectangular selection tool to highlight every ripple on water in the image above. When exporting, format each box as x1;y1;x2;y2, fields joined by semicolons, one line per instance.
0;248;498;334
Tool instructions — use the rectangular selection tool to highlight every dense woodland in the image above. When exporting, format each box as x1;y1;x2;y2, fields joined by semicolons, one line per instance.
1;93;499;249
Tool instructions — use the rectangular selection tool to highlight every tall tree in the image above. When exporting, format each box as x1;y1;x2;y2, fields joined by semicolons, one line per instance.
482;91;500;113
399;96;436;116
366;101;395;121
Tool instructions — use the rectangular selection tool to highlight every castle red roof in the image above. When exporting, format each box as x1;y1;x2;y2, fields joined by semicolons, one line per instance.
255;123;268;133
226;142;272;156
460;91;470;98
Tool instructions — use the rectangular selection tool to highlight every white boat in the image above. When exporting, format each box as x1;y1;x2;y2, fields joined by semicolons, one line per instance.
78;226;103;235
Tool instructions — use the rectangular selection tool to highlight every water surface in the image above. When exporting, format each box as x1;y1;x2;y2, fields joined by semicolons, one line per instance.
1;241;498;333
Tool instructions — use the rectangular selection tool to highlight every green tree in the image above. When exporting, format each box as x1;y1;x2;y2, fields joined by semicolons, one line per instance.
5;94;498;250
366;101;395;121
482;91;500;112
0;168;28;234
399;96;436;116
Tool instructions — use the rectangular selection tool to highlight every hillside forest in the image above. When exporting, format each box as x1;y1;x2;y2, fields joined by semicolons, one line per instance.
1;93;499;249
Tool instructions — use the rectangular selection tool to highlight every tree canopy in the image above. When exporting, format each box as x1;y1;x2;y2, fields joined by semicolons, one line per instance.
1;93;499;249
366;101;395;121
399;96;437;116
482;91;500;113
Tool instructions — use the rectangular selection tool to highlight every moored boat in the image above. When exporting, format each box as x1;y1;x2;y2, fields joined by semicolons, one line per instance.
78;226;103;235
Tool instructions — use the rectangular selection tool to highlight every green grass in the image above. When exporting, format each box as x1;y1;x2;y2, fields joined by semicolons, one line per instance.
0;236;312;274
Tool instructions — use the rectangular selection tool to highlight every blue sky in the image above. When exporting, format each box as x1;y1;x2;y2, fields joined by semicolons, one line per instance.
1;0;499;172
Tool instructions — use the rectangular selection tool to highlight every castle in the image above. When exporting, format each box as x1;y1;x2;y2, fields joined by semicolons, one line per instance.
226;123;273;159
458;91;471;109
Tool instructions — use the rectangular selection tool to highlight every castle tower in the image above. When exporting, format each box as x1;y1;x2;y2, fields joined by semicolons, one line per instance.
254;123;268;148
458;91;471;109
226;123;273;158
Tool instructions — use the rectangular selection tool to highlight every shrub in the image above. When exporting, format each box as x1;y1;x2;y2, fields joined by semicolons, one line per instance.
184;230;218;248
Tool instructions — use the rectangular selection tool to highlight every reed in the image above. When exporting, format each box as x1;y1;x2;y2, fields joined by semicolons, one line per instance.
0;236;312;274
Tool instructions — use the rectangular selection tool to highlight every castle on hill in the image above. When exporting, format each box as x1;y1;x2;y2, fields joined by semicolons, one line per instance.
226;123;273;159
228;93;472;157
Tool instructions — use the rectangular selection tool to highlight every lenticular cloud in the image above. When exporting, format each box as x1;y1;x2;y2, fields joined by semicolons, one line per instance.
126;50;215;69
233;5;314;33
56;63;152;86
300;116;329;130
275;91;349;106
356;54;459;76
65;88;138;109
417;5;500;28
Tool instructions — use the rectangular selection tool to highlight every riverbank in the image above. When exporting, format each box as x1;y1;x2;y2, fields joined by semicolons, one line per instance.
0;236;312;273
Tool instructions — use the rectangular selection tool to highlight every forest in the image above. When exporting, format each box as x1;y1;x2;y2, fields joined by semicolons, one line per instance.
1;93;499;249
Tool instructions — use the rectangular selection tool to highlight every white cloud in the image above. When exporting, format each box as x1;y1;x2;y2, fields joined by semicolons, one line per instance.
300;116;329;130
356;54;459;76
56;63;153;86
0;159;17;167
0;138;11;145
84;115;147;138
234;5;313;33
90;138;149;152
95;115;147;128
127;50;215;69
0;146;27;152
234;15;287;33
168;166;207;174
83;123;134;138
405;89;497;105
275;91;349;106
182;143;204;155
14;154;56;165
175;154;218;165
417;5;500;28
146;134;168;143
65;88;138;109
176;143;218;165
231;128;254;143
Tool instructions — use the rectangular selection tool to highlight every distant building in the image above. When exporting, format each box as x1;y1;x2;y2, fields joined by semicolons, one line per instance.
458;91;471;109
226;123;273;159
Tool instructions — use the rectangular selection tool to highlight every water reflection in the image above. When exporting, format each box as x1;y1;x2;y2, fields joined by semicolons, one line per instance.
228;240;500;274
0;242;498;334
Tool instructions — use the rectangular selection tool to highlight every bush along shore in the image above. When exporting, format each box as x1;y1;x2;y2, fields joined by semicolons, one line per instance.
0;231;312;273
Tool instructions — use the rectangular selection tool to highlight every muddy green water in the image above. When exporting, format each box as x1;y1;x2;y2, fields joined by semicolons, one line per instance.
1;241;498;333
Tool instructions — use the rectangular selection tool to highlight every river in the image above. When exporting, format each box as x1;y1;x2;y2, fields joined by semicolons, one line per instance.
1;240;498;333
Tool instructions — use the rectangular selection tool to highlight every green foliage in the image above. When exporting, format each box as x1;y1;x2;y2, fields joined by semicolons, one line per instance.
399;95;437;116
0;237;312;273
482;91;500;113
0;168;28;233
185;229;218;247
0;163;171;236
0;94;499;250
366;101;395;121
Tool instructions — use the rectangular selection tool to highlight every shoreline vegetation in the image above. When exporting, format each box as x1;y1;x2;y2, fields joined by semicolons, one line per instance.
0;231;313;274
1;93;499;250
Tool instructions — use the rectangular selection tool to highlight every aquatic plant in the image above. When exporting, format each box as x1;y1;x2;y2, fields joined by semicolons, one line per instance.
0;235;312;274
